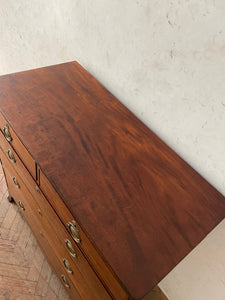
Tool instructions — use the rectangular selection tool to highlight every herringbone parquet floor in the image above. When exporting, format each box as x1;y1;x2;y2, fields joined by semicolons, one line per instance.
0;164;70;300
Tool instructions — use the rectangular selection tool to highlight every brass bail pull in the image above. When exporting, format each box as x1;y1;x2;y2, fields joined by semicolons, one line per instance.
3;123;12;142
68;221;81;243
63;258;73;274
61;274;70;288
13;176;20;189
7;149;16;163
18;201;25;211
65;239;77;258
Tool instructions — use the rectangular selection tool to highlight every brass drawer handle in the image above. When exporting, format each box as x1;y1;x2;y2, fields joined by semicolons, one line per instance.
18;200;25;211
7;149;16;163
13;176;20;189
65;239;77;258
61;274;70;288
63;258;73;274
68;221;81;243
3;123;12;142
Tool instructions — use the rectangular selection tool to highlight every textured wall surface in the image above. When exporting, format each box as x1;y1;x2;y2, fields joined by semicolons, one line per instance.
0;1;225;299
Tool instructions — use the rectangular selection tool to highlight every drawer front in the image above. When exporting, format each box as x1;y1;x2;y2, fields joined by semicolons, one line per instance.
40;170;127;300
29;187;111;300
0;149;111;300
0;130;37;196
0;112;36;179
0;152;82;300
35;224;82;300
32;193;111;300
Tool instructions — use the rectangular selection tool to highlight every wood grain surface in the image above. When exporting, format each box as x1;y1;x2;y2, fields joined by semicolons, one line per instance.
0;61;224;299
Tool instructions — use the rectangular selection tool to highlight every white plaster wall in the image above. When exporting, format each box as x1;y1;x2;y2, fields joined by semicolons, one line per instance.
0;1;225;299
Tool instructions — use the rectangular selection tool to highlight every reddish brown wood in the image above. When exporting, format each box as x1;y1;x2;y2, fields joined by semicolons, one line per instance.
0;112;36;179
0;61;224;299
0;130;36;191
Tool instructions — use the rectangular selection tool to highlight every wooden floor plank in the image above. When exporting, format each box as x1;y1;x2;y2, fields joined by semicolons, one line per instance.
0;238;16;251
0;228;14;240
27;247;45;282
0;192;10;220
0;176;7;195
0;262;29;280
9;208;26;241
48;272;61;296
0;248;26;266
35;260;52;297
58;284;71;300
1;203;17;230
0;276;37;295
0;294;44;300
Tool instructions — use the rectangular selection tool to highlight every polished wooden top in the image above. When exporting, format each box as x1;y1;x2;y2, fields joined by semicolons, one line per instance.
0;62;224;299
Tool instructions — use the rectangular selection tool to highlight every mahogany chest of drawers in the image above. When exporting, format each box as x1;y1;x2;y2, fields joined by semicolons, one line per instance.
0;61;224;300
